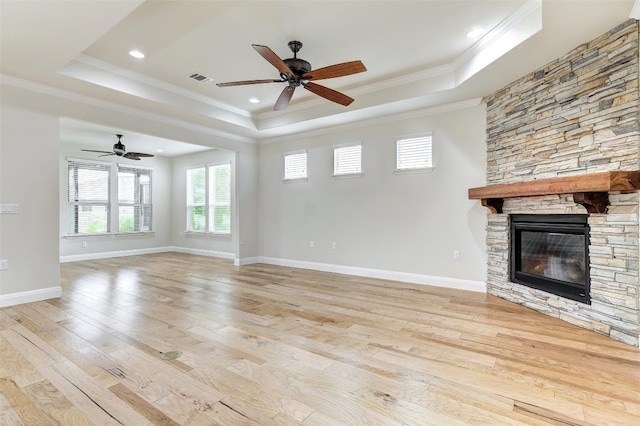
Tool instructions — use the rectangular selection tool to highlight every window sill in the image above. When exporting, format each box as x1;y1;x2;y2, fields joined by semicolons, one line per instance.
333;172;363;179
63;231;155;239
184;231;231;237
283;177;308;183
115;231;155;237
394;166;435;175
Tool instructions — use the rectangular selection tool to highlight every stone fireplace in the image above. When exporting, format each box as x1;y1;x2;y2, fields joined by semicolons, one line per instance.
470;19;640;346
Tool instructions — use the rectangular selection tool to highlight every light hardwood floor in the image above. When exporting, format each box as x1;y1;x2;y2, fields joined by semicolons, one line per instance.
1;253;640;425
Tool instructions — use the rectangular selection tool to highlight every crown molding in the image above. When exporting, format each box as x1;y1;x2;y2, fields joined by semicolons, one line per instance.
72;54;253;119
0;74;257;145
259;98;483;145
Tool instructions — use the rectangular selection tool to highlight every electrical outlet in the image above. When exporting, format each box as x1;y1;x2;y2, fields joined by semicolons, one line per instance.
453;250;460;260
310;240;315;248
82;241;88;248
332;242;337;249
0;260;7;270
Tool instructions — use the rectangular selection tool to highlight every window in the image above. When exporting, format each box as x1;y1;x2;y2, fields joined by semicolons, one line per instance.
333;144;362;176
396;133;433;171
284;151;307;180
209;164;231;233
187;167;206;231
67;159;154;236
118;165;152;232
187;163;231;233
68;160;110;234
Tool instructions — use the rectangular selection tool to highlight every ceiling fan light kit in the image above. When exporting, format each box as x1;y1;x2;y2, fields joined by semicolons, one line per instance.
81;134;155;161
217;40;366;111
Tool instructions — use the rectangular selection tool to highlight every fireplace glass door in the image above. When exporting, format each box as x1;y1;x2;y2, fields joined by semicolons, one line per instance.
510;214;590;304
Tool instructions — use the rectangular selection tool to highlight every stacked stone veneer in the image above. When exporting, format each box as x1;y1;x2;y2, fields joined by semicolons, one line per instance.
484;19;640;346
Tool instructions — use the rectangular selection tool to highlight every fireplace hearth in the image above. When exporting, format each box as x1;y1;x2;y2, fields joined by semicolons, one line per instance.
510;214;590;304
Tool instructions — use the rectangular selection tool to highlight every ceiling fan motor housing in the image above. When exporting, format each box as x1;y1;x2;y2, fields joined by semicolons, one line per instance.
283;58;312;77
113;142;126;156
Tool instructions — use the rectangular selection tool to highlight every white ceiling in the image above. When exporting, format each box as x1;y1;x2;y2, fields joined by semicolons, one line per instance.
1;0;638;156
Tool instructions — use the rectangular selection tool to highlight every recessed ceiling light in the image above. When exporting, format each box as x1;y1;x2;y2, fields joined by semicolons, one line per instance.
249;97;260;104
466;27;484;38
156;149;164;153
129;50;145;59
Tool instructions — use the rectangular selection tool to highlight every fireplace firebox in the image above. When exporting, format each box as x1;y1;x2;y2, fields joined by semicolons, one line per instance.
510;214;590;304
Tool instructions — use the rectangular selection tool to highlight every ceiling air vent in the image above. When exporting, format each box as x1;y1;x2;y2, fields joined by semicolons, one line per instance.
187;72;213;83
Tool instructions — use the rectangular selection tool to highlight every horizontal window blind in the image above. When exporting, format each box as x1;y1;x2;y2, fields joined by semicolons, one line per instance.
284;151;307;180
187;167;206;232
334;144;362;175
67;160;111;234
208;163;231;233
186;163;231;234
396;135;432;170
118;165;152;232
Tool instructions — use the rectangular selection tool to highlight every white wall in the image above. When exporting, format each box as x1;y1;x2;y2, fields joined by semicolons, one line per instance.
258;104;488;287
171;149;237;258
59;141;173;259
0;106;61;304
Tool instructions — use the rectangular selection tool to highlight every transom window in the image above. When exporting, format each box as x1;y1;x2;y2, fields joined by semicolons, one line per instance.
396;133;433;171
333;144;362;176
283;151;307;180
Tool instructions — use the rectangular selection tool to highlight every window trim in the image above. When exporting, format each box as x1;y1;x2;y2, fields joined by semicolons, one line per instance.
117;164;153;233
394;132;435;174
333;142;363;178
67;158;112;236
186;162;232;235
66;158;155;237
283;150;308;182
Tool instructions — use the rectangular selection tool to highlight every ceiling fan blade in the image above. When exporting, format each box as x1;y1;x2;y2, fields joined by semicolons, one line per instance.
98;153;117;157
252;44;294;75
303;82;354;106
124;155;141;160
303;60;366;81
274;86;295;111
126;152;154;158
81;149;113;154
216;79;283;87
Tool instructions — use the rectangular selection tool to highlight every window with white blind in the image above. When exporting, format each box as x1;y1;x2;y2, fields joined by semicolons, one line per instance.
67;160;111;234
333;144;362;176
283;151;307;181
187;163;231;233
67;159;155;235
208;163;231;233
396;134;433;172
118;165;152;232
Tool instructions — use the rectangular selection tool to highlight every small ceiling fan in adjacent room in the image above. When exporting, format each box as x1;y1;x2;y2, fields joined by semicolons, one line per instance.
216;40;367;111
81;134;154;160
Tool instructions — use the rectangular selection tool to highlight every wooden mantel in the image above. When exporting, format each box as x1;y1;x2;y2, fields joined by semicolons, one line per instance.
468;171;640;214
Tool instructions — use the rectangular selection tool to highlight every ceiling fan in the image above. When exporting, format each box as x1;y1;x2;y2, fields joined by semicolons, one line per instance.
216;41;367;111
81;134;154;160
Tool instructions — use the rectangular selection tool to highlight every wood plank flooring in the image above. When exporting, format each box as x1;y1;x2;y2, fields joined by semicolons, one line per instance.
1;252;640;425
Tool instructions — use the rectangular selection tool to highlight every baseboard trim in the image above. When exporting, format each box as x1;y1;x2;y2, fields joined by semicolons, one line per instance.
170;246;235;260
0;286;62;308
235;256;260;266
258;257;486;292
60;246;174;263
60;246;235;263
